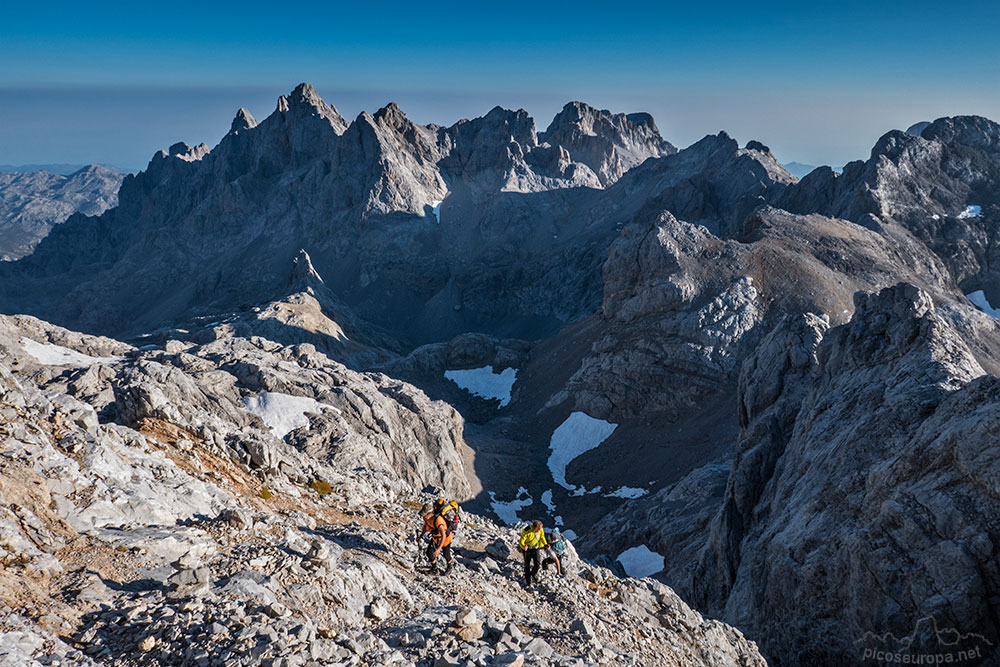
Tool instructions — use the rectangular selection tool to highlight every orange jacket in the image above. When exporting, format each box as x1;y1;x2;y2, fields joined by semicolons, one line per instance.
423;514;453;548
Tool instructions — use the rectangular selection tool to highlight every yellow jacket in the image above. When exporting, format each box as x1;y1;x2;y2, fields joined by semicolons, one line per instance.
519;527;548;550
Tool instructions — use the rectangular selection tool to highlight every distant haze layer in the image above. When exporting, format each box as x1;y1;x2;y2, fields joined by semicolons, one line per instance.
2;84;998;173
3;1;998;170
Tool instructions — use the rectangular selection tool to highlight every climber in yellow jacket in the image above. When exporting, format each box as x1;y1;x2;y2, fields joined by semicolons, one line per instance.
517;520;548;587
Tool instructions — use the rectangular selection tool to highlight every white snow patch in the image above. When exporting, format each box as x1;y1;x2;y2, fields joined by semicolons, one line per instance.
541;489;556;513
605;486;649;499
547;412;618;490
562;529;577;540
242;392;337;439
931;214;940;221
617;545;664;578
430;199;444;223
444;366;517;407
489;487;533;526
958;205;982;219
967;291;1000;319
554;515;564;526
20;338;122;367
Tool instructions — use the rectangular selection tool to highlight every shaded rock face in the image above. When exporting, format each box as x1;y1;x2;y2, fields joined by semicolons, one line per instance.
0;165;123;260
581;285;1000;665
0;314;765;667
699;284;1000;663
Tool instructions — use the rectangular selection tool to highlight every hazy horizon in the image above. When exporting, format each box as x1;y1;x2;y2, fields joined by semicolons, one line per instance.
3;1;998;171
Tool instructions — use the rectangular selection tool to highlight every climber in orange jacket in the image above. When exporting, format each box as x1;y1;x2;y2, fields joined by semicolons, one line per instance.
419;504;454;575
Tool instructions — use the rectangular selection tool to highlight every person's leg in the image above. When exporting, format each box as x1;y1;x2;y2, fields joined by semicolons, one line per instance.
426;544;438;571
528;549;540;583
554;555;562;575
442;545;453;573
523;549;531;583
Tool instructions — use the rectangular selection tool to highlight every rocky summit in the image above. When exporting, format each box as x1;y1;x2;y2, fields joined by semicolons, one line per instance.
1;84;1000;666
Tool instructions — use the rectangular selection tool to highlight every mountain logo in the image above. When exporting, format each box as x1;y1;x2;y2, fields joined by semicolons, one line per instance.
856;615;993;664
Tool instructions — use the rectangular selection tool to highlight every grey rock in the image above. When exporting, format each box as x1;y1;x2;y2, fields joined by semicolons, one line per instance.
539;101;676;186
485;539;511;562
522;637;553;658
0;165;123;260
569;618;595;640
365;598;391;621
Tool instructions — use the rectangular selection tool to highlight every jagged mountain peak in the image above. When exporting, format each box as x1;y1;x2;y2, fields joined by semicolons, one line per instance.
273;82;349;134
545;100;604;131
168;141;192;156
229;107;258;134
290;81;322;103
162;141;210;162
289;248;323;287
543;100;665;139
540;100;676;186
373;101;407;124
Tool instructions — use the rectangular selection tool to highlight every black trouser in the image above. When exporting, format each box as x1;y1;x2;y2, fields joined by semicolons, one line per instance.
523;548;541;584
426;543;452;568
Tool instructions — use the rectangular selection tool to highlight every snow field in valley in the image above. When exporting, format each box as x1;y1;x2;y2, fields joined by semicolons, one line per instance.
488;487;533;526
547;412;617;491
444;366;517;407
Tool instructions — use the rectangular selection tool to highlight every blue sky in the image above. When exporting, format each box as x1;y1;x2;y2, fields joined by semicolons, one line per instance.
2;0;998;170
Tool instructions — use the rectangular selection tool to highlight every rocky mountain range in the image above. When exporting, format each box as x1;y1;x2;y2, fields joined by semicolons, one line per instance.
1;83;999;665
0;166;124;260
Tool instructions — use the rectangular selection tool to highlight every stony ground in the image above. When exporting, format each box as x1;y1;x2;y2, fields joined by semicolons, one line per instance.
0;315;765;666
